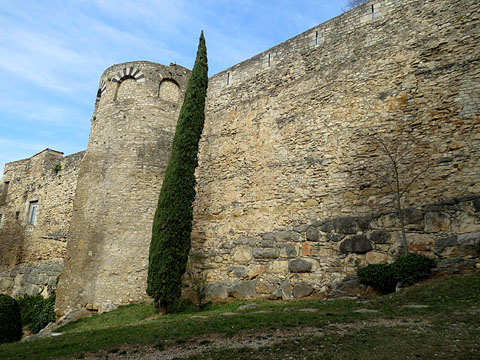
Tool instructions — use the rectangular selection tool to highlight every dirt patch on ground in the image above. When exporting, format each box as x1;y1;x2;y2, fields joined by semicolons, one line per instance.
60;318;431;360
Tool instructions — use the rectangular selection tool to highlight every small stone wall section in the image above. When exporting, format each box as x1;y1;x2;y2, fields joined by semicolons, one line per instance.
0;149;84;297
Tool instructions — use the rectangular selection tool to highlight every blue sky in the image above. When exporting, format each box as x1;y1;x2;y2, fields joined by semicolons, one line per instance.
0;0;349;172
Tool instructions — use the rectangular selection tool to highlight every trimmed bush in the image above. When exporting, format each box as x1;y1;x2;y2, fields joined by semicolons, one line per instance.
0;294;22;343
358;253;437;294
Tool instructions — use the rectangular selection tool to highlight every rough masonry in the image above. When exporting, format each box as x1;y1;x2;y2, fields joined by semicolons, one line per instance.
0;0;479;315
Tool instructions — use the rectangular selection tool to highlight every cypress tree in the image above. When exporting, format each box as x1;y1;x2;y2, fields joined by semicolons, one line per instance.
147;32;208;314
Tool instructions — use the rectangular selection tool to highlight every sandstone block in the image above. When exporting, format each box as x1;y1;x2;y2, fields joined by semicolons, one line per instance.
366;251;388;264
233;246;253;262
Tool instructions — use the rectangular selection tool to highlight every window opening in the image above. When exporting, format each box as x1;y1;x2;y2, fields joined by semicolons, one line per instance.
315;31;319;45
0;213;3;227
268;54;271;67
15;211;19;220
28;201;38;225
2;181;9;202
226;72;230;85
371;5;375;19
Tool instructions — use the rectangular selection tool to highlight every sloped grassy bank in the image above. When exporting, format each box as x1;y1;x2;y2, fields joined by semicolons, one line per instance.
0;272;479;360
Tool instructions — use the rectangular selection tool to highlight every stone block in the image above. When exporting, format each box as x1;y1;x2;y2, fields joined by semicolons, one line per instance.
288;259;313;273
306;226;320;241
227;266;247;278
370;230;390;244
326;233;344;242
435;232;480;258
271;260;288;273
366;251;389;264
320;221;334;233
233;246;253;262
206;283;229;299
227;281;256;299
339;235;372;254
253;248;279;259
292;283;314;299
424;212;450;232
333;216;358;234
281;243;297;258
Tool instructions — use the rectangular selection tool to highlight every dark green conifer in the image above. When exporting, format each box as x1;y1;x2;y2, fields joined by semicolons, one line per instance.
147;32;208;314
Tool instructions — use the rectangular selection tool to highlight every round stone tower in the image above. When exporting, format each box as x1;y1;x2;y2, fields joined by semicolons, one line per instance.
56;61;190;316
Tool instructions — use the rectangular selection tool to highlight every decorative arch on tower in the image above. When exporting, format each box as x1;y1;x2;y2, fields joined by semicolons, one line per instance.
112;66;145;101
95;80;107;103
111;66;145;84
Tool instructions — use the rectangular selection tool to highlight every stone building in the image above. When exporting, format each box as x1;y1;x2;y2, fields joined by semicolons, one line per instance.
1;0;479;316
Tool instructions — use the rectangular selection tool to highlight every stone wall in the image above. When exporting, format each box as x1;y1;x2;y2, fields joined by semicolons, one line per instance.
192;0;480;298
2;0;479;311
0;149;84;297
55;62;191;315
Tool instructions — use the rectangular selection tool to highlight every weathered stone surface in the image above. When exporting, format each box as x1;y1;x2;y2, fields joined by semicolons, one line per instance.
206;283;229;299
227;281;256;299
253;248;279;259
366;251;389;265
432;258;478;275
370;230;390;244
227;266;247;278
424;212;450;232
292;283;314;299
473;198;480;212
282;243;297;258
320;221;334;233
328;275;370;299
403;208;424;224
333;217;358;235
339;235;372;254
306;226;320;242
233;246;253;262
288;259;313;273
435;232;480;257
327;233;344;242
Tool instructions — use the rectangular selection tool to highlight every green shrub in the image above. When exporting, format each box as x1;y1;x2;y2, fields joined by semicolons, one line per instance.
357;263;397;293
16;294;44;325
357;253;437;294
16;293;56;334
29;294;55;334
393;253;437;284
0;294;22;343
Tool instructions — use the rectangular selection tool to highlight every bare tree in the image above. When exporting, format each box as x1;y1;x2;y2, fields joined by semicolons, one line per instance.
345;0;369;10
362;130;433;256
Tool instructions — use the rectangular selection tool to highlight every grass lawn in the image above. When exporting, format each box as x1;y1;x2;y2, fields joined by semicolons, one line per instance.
0;272;479;359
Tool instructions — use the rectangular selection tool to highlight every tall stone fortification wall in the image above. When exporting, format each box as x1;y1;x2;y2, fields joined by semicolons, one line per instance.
55;62;191;315
0;149;84;297
192;0;480;298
